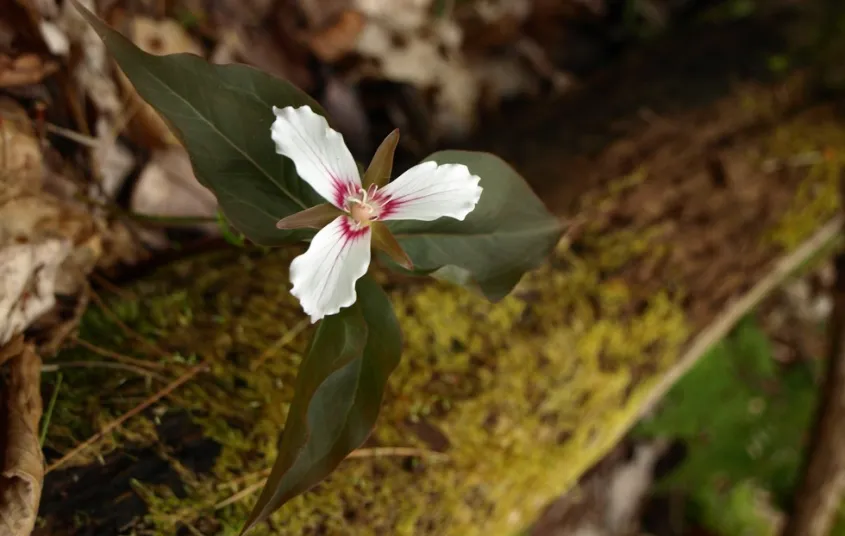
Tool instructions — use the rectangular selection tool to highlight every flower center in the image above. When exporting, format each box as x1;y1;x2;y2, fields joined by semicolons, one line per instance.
346;187;381;226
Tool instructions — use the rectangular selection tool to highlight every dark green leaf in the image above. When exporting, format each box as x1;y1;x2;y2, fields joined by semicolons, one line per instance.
241;275;402;533
73;1;327;246
388;151;563;301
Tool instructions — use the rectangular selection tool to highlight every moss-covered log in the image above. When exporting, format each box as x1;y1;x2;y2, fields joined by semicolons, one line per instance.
35;11;845;536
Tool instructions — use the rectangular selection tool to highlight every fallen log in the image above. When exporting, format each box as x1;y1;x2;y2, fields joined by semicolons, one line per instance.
34;8;845;536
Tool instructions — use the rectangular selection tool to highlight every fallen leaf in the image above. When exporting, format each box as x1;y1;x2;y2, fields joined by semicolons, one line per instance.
354;17;480;138
38;20;70;56
354;0;433;32
0;98;44;202
92;117;135;199
0;344;44;536
298;0;350;28
56;0;122;116
306;10;366;62
131;148;219;233
0;240;71;346
0;336;23;368
0;54;60;88
0;99;109;321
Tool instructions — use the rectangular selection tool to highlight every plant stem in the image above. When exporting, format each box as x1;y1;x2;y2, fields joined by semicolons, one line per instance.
39;373;62;446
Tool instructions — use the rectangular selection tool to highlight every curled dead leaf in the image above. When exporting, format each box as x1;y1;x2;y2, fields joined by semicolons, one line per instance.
0;54;60;88
131;148;218;233
0;344;44;536
306;10;366;63
57;0;122;116
0;98;44;203
0;336;23;369
353;14;480;138
0;241;71;346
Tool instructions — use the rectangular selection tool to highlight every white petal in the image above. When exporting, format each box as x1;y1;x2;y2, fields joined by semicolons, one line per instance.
378;161;482;222
271;105;361;208
289;216;371;323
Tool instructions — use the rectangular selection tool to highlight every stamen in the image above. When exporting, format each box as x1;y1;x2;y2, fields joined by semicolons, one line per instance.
346;187;382;226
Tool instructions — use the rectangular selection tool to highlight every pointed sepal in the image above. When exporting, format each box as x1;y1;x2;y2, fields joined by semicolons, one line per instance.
362;129;400;189
276;203;343;230
371;222;413;270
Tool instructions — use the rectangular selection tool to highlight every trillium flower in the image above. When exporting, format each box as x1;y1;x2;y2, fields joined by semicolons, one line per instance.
271;105;483;323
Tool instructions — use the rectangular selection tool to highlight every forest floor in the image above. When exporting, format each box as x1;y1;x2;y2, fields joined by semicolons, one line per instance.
2;0;844;535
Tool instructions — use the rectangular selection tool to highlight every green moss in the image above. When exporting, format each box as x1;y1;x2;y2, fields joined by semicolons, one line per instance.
45;210;690;535
766;116;845;249
42;85;843;536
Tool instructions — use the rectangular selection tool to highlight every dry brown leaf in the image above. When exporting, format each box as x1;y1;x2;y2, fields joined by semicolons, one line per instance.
131;148;218;233
0;98;44;204
55;0;122;116
298;0;350;28
306;10;366;62
0;240;70;346
0;54;59;88
0;336;23;368
0;344;44;536
92;118;135;199
355;17;480;138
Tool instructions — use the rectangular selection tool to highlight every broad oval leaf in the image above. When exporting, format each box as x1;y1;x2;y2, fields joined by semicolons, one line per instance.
388;151;563;301
241;275;402;533
73;1;328;245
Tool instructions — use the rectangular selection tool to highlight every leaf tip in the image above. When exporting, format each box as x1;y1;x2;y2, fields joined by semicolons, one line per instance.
397;253;414;271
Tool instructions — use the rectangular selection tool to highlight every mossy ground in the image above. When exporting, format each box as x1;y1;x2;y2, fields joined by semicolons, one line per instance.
39;84;845;535
41;232;688;535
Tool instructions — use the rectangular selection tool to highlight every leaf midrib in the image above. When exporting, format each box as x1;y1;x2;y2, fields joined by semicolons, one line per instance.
394;221;562;240
263;355;365;519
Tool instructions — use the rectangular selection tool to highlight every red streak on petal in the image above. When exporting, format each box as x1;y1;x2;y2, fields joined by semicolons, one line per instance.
340;216;369;241
377;195;405;219
331;176;357;208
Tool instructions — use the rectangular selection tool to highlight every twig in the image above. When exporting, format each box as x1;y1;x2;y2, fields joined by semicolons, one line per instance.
213;447;447;510
40;372;63;446
91;272;137;300
41;360;168;381
213;480;266;510
73;336;167;371
46;363;208;473
639;215;844;418
39;287;90;357
179;521;205;536
345;446;448;460
87;287;170;360
0;108;98;147
249;319;310;372
542;215;845;525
